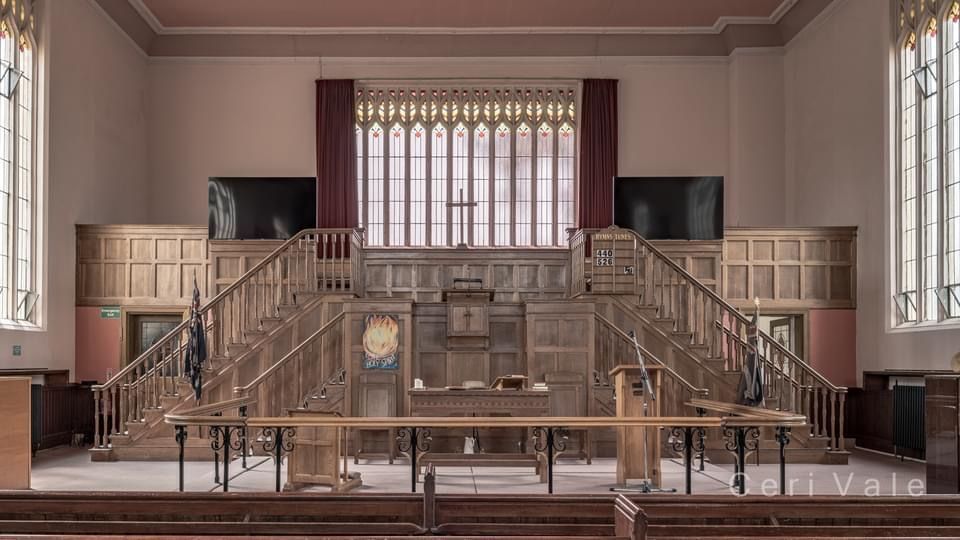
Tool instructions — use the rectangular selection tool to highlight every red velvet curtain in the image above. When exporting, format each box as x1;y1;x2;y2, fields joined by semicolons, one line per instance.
316;79;357;229
578;79;618;229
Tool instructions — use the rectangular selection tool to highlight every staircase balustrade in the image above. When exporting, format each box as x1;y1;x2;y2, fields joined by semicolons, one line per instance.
233;312;345;418
594;313;708;419
92;228;363;450
573;228;847;452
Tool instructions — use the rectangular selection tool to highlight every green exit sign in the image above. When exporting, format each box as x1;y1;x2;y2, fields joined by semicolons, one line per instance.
100;307;121;319
12;345;21;356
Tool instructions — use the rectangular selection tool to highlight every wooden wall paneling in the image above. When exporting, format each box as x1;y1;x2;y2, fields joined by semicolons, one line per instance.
649;239;722;294
524;301;595;405
76;225;211;306
343;300;413;418
362;249;569;302
722;227;857;310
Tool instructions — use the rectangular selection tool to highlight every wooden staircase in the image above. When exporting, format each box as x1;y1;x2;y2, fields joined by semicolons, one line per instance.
90;229;362;461
578;227;849;465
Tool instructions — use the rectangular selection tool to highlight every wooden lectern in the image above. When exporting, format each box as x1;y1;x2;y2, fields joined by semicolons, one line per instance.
286;409;361;492
610;365;664;488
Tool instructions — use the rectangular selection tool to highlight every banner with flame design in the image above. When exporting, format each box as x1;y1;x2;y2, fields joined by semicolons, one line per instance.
362;314;400;370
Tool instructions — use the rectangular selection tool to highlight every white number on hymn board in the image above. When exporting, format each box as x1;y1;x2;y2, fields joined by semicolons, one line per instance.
595;249;614;267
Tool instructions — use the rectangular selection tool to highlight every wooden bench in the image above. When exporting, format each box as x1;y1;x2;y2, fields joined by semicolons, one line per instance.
2;490;960;538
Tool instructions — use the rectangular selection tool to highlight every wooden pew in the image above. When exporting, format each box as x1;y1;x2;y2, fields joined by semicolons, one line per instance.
2;491;960;538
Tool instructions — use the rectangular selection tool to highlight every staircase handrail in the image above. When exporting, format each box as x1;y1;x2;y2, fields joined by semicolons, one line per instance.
577;227;844;394
93;227;361;450
594;313;708;398
712;322;806;389
175;396;255;418
712;319;844;393
234;311;345;396
94;228;357;393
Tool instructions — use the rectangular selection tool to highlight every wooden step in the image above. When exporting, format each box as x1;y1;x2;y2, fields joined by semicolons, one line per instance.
653;318;677;332
226;342;247;356
277;304;299;318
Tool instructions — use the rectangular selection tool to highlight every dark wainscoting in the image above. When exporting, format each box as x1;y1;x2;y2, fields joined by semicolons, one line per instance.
30;383;94;453
846;370;955;461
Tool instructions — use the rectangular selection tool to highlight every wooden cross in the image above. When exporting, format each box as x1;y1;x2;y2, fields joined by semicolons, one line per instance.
446;187;477;248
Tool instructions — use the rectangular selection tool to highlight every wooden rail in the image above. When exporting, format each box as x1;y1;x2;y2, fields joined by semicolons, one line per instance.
163;411;804;495
92;228;363;450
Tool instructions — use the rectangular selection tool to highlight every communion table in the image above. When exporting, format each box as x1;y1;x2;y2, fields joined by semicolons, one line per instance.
407;388;551;473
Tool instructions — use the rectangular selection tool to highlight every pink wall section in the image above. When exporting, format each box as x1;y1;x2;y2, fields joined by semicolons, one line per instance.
807;309;856;388
75;307;122;384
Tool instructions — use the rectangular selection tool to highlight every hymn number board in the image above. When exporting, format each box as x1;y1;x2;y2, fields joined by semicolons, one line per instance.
590;230;638;294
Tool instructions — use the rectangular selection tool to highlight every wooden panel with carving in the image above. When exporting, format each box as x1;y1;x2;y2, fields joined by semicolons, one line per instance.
76;225;210;306
411;303;525;391
362;249;569;302
722;227;857;309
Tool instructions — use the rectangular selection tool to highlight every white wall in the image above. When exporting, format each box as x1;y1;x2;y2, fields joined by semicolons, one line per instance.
0;0;149;378
729;50;786;226
784;0;958;378
145;55;785;227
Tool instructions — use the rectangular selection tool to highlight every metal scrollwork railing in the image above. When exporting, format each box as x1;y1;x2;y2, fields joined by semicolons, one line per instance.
533;426;569;494
669;426;706;495
260;426;297;493
397;427;433;493
723;425;761;495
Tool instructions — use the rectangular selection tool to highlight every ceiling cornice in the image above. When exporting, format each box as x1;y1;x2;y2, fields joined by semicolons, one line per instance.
128;0;799;36
98;0;834;58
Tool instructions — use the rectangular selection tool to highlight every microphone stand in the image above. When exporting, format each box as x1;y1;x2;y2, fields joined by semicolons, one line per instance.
610;330;676;494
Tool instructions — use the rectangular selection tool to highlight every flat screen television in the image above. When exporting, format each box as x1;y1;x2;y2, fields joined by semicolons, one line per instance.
208;177;317;240
613;176;723;240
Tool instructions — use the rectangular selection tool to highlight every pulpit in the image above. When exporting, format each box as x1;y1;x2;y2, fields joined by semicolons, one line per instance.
610;365;664;487
443;278;493;349
285;409;361;492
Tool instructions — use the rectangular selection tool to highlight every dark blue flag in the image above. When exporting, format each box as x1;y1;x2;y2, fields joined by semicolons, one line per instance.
184;279;207;402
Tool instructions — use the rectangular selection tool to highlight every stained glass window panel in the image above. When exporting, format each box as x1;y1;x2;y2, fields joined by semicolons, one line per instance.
473;124;490;247
557;123;575;246
515;123;532;246
355;84;576;248
536;125;554;246
367;124;384;246
494;124;512;246
431;125;448;246
452;123;469;246
410;124;426;246
389;125;406;246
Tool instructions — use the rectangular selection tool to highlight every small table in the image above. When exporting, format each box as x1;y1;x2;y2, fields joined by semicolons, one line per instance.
407;388;551;483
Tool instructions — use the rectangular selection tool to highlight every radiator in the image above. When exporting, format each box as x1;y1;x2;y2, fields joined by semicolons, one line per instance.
893;383;926;457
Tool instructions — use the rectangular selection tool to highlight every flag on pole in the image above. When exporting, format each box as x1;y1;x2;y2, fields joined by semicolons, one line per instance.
736;298;765;407
184;279;207;402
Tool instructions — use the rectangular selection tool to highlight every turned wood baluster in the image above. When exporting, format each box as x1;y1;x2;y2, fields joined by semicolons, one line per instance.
340;232;347;292
838;391;846;450
109;386;118;436
94;389;102;447
119;383;127;433
829;390;836;449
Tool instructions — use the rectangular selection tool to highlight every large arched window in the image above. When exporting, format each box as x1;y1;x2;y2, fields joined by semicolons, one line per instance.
895;0;960;325
355;84;577;248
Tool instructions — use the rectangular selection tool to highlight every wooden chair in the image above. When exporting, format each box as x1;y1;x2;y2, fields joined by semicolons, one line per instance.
545;371;591;463
353;372;397;464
